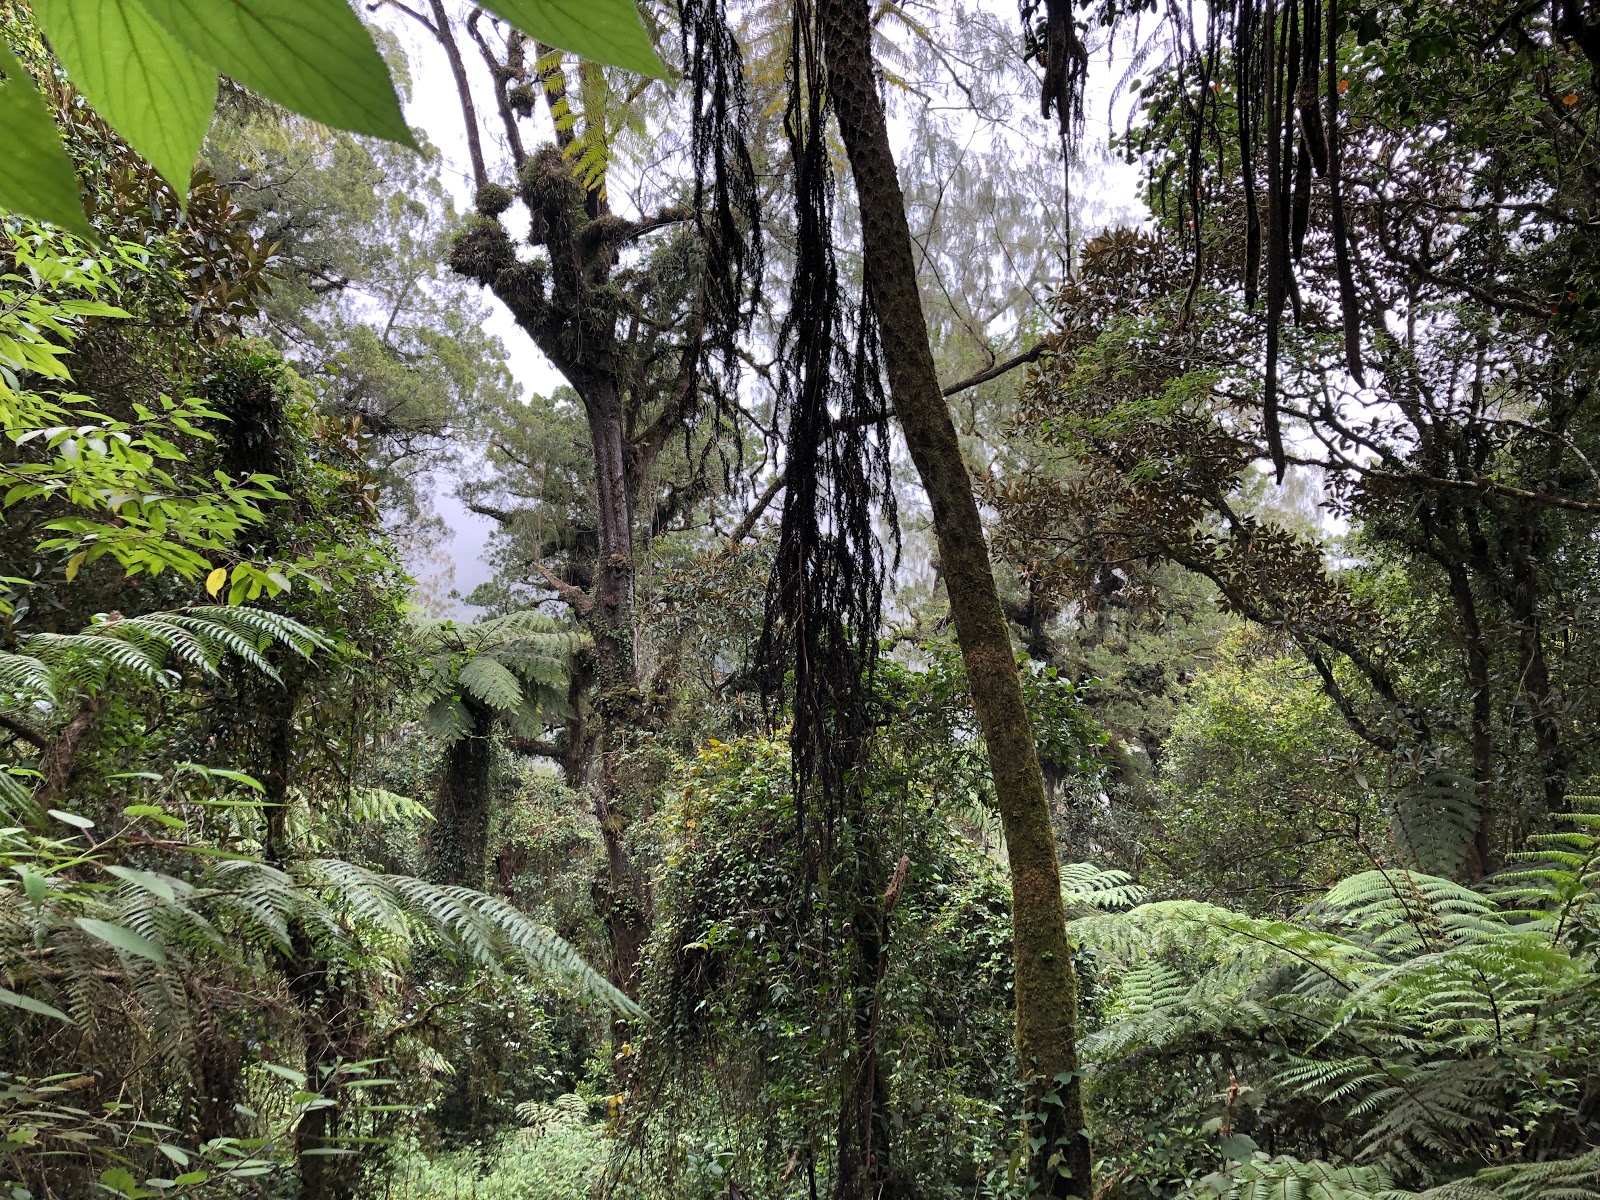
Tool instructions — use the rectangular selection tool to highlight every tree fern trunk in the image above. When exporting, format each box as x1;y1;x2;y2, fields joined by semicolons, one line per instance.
430;715;494;887
815;0;1092;1191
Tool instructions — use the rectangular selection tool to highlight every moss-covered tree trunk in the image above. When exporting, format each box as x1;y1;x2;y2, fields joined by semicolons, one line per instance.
581;377;653;998
449;150;655;1001
816;0;1092;1191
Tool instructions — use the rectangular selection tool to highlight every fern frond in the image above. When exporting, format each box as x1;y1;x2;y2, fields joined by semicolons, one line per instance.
457;656;526;711
1390;769;1480;878
1060;861;1148;912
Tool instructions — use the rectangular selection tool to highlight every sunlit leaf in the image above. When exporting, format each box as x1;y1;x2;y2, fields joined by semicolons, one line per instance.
135;0;414;145
479;0;667;79
0;42;90;236
32;0;219;195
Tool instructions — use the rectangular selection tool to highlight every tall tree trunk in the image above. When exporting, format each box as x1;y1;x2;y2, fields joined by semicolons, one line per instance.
815;1;1092;1193
579;377;653;999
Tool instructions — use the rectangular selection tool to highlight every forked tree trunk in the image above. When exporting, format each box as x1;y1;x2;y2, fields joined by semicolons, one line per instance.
816;0;1092;1192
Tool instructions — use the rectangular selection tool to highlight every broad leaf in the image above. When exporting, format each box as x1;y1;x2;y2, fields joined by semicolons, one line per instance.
0;985;71;1023
32;0;219;195
480;0;667;79
76;916;166;963
0;42;90;236
136;0;414;146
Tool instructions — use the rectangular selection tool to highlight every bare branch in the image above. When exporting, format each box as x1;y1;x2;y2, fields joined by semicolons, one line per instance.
726;471;787;542
941;342;1046;397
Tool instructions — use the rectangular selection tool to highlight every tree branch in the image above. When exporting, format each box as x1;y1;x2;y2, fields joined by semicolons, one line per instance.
427;0;489;192
0;713;48;751
940;342;1046;397
727;471;787;541
529;553;593;614
506;736;564;759
1362;468;1600;515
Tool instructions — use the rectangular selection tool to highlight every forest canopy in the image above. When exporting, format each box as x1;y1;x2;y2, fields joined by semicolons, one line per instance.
3;1;1600;1199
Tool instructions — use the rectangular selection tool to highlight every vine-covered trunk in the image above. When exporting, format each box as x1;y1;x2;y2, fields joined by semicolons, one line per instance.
816;0;1092;1191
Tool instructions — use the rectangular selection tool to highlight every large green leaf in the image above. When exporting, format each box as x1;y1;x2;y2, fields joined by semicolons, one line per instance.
135;0;414;146
32;0;218;195
76;916;166;963
0;42;91;236
480;0;667;79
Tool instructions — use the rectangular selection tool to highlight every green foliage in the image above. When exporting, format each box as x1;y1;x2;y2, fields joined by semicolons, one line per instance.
629;732;1027;1200
414;611;579;748
479;1;666;79
385;1121;605;1200
0;39;91;236
1149;633;1375;911
0;221;301;615
1078;799;1600;1198
2;0;665;232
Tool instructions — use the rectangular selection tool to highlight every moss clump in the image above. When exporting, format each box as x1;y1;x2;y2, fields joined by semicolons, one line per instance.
475;182;515;218
508;82;537;117
449;214;516;283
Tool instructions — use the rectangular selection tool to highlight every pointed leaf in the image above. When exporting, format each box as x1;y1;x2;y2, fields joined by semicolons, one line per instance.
0;985;72;1023
479;0;666;79
32;0;219;193
0;42;91;236
135;0;414;145
76;916;166;963
104;864;178;903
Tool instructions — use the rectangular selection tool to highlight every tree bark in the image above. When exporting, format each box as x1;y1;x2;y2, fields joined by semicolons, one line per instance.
815;1;1091;1192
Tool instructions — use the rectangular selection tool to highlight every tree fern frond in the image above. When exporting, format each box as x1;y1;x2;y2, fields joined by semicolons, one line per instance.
1060;861;1148;912
0;652;54;707
1389;769;1480;878
423;697;477;746
457;656;526;711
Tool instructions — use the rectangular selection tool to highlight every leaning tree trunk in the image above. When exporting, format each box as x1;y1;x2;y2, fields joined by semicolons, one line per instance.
816;0;1092;1192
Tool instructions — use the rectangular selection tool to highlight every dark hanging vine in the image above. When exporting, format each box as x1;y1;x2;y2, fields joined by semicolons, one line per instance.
671;0;766;490
1025;0;1368;478
754;0;897;860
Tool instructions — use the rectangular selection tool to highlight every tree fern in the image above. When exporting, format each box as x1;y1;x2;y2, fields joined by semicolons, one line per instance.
1495;795;1600;942
1388;769;1480;880
1061;860;1148;913
4;606;328;715
412;611;578;747
1080;843;1600;1191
